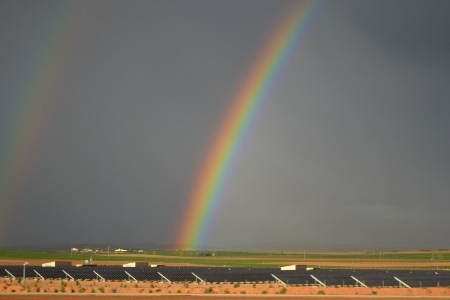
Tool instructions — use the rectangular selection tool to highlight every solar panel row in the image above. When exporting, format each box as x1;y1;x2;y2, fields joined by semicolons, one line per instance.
1;266;449;287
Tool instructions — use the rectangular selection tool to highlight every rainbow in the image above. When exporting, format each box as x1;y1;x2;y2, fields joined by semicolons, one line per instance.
177;0;322;250
0;2;92;242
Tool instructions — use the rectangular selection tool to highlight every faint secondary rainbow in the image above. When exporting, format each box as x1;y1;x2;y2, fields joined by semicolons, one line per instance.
0;2;92;242
177;0;322;250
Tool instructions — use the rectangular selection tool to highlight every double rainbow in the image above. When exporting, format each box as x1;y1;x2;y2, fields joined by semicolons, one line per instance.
177;0;322;250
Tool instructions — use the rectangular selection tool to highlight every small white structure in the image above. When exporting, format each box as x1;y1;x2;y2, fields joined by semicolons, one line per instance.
115;248;128;253
281;264;307;271
42;261;72;267
123;262;148;267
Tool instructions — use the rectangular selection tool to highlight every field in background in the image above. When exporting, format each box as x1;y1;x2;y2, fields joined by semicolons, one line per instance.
0;249;449;269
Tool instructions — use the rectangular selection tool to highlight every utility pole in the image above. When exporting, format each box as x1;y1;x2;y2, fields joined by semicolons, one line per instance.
23;262;28;285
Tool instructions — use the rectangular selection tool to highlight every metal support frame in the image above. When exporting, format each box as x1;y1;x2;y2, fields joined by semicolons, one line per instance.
271;274;287;287
394;277;411;288
4;269;16;280
33;270;45;280
157;272;171;284
125;271;138;283
351;276;367;287
62;270;74;281
310;275;327;287
93;270;105;282
191;272;206;284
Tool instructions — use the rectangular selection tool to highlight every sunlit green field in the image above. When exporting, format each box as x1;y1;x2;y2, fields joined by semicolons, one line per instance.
0;249;449;269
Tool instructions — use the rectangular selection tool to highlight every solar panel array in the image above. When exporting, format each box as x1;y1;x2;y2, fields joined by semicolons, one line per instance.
1;266;450;287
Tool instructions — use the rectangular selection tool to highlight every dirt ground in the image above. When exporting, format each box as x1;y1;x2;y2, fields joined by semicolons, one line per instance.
2;296;450;300
1;278;450;299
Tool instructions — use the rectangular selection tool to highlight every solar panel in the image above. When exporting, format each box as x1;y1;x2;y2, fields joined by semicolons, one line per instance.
1;265;449;287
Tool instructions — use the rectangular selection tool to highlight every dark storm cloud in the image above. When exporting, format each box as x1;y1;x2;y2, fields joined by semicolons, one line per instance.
0;0;449;250
210;0;450;249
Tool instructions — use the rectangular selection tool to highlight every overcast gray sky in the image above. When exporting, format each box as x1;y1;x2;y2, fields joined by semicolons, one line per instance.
1;0;449;250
